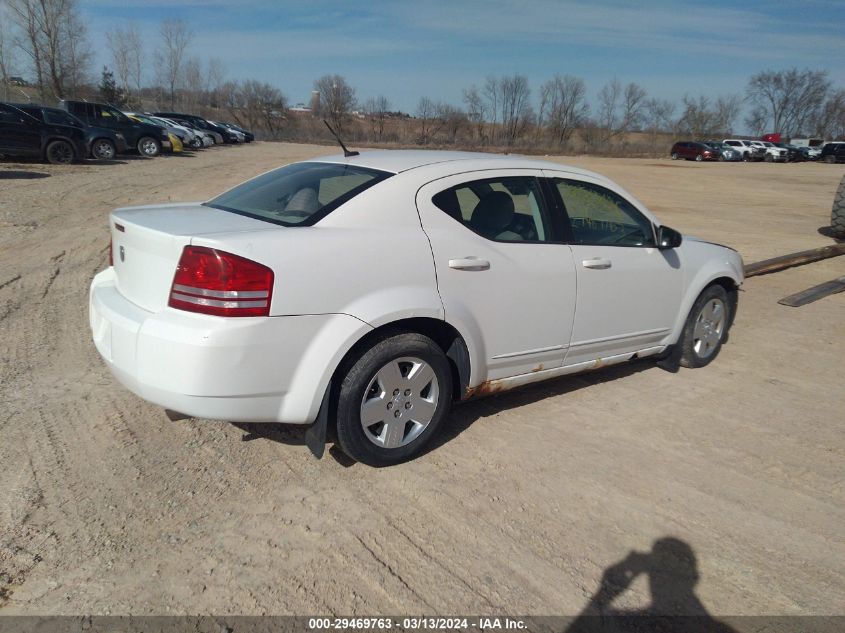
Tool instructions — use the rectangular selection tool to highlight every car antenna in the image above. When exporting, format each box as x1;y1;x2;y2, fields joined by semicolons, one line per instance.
323;120;359;157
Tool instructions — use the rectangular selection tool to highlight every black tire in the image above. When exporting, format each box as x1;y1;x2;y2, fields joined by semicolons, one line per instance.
764;153;773;162
45;140;74;165
679;285;730;369
335;333;453;466
671;152;678;160
742;152;749;162
695;154;703;162
831;174;845;238
91;138;116;160
825;154;837;164
137;136;161;157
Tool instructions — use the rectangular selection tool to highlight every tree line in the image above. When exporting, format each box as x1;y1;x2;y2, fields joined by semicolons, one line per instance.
1;0;843;152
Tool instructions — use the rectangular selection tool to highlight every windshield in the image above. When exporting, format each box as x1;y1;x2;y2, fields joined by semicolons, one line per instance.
205;162;392;226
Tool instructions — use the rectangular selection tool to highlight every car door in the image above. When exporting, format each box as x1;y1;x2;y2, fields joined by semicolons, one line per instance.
416;171;576;381
0;105;40;154
546;174;684;366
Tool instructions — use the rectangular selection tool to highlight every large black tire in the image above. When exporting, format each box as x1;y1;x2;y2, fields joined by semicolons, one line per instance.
91;138;116;160
832;174;845;238
137;136;161;157
670;152;679;160
679;285;730;369
335;333;453;466
45;140;74;165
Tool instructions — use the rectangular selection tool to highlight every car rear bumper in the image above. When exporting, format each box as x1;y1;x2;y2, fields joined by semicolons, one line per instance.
89;268;369;424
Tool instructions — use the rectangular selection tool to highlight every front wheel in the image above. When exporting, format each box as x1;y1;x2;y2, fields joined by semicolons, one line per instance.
137;136;161;157
695;154;703;162
679;285;730;368
671;152;678;160
45;140;74;165
335;333;453;466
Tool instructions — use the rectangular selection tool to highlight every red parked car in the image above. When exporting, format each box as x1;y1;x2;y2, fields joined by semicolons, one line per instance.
670;141;719;161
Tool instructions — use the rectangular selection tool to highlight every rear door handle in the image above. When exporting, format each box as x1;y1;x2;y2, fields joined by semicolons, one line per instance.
449;257;490;271
582;258;612;269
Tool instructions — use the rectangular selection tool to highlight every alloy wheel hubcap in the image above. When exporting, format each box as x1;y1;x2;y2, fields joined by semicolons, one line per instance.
360;357;439;449
693;298;726;359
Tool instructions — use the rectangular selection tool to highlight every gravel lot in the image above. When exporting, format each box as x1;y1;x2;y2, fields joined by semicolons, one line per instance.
1;144;843;617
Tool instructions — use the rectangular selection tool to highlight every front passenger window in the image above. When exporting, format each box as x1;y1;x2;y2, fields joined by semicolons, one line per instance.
555;179;654;247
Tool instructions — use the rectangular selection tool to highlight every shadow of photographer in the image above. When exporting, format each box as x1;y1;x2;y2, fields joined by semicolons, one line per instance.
567;537;737;633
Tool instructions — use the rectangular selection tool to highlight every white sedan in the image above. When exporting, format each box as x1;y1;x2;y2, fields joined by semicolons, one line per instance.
89;151;743;465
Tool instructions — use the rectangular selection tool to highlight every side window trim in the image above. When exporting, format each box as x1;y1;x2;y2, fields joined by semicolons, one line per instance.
547;176;657;247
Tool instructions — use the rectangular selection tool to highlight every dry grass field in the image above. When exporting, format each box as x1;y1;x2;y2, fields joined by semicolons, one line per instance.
0;143;843;619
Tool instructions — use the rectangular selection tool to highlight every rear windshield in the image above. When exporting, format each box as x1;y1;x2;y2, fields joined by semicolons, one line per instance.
205;162;392;226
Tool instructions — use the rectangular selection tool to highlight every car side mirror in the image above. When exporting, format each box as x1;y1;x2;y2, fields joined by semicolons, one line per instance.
657;225;682;249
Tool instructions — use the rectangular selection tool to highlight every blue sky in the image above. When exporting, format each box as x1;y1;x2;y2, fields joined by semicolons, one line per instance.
80;0;845;115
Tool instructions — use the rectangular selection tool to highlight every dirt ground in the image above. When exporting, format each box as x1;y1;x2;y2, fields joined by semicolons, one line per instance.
0;144;843;618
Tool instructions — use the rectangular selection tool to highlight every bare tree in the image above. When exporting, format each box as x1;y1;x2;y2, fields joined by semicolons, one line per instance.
539;74;588;146
7;0;91;100
183;56;202;110
436;103;467;144
0;7;13;101
483;75;499;135
462;84;486;143
156;18;192;109
643;98;675;133
416;96;436;144
206;57;225;108
499;74;532;144
313;73;355;133
746;68;831;135
107;24;142;105
237;79;287;138
813;88;845;139
597;79;647;141
363;95;390;140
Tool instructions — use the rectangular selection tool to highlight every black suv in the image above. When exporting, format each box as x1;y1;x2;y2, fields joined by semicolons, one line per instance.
60;100;171;157
15;104;127;160
820;142;845;164
0;101;87;164
153;111;239;143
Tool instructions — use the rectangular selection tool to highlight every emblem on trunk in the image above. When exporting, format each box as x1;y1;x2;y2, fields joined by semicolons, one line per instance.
119;245;125;262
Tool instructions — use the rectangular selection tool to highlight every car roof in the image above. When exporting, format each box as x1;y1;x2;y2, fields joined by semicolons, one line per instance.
309;149;602;177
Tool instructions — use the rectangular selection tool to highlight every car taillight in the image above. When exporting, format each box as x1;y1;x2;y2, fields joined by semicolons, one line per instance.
168;246;274;317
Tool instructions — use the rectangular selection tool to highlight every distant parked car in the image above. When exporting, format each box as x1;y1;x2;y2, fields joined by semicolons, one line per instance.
218;121;254;142
759;141;788;162
701;141;741;162
153;111;238;143
60;100;172;157
0;101;87;164
670;141;719;161
772;142;805;162
723;139;765;161
820;142;845;164
15;104;127;160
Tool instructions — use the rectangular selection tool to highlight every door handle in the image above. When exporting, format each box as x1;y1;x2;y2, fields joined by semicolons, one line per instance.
582;258;612;269
449;257;490;271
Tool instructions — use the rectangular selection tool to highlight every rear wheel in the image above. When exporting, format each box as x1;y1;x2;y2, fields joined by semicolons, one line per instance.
825;154;837;164
91;138;116;160
137;136;161;157
45;140;74;165
695;154;703;162
335;333;453;466
831;174;845;238
765;153;773;162
679;285;730;368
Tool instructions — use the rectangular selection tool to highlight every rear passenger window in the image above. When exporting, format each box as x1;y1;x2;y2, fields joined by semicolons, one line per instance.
555;179;654;247
432;176;550;242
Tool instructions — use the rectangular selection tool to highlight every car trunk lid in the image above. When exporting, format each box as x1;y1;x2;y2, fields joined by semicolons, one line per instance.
110;203;276;312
